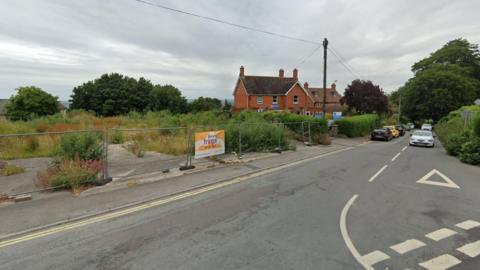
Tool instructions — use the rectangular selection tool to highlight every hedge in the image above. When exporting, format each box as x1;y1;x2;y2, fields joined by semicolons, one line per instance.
262;111;329;134
335;114;380;137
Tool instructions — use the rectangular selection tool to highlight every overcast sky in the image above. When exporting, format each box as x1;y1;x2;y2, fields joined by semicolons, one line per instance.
1;0;479;101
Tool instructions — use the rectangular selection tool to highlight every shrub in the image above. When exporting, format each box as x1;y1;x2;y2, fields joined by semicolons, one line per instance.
0;164;26;176
261;111;328;135
459;137;480;165
473;114;480;137
35;159;103;189
59;132;103;161
109;130;124;144
225;122;292;153
335;114;379;137
444;131;471;156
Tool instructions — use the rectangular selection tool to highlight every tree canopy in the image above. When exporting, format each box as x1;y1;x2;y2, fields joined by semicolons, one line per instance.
341;79;388;114
188;97;223;112
6;86;59;120
150;84;188;113
399;39;480;122
70;73;153;116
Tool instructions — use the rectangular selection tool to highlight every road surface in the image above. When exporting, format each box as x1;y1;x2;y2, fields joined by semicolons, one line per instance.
1;134;480;270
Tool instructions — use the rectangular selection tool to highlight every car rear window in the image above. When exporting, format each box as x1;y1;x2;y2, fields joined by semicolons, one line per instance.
413;131;432;136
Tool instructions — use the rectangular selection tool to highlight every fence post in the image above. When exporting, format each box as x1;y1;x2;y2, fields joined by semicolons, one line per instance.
102;129;112;184
180;127;195;170
276;122;282;153
238;123;242;157
308;121;312;146
301;121;306;143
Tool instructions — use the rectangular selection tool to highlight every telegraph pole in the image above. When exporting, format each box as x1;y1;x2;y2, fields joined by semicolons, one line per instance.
322;38;328;116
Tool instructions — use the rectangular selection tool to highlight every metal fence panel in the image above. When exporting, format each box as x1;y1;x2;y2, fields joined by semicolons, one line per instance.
0;130;105;195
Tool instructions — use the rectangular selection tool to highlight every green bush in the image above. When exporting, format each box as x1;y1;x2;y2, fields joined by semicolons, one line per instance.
459;137;480;165
109;130;124;144
59;132;103;160
262;111;328;134
335;114;380;137
473;114;480;137
444;131;471;156
225;122;292;153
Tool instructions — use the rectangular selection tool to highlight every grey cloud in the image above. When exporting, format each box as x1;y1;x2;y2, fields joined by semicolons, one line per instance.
0;0;479;100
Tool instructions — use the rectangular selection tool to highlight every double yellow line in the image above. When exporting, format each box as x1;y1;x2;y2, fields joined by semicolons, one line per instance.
0;146;354;249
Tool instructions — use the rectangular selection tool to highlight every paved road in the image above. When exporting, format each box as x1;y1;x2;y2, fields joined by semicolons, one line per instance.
1;134;480;270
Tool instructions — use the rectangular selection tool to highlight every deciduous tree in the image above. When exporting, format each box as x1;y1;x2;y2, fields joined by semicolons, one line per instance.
341;80;388;114
6;86;59;120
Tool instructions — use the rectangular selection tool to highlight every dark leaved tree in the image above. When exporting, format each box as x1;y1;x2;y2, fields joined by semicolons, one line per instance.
341;80;388;114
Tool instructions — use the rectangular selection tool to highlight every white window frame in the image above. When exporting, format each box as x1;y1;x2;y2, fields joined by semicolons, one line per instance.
257;96;263;105
272;95;278;104
293;95;299;104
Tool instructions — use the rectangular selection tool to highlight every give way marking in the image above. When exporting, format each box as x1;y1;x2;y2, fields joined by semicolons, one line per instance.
416;169;460;189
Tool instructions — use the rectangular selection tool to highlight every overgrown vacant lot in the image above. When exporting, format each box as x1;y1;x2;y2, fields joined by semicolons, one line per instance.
0;110;328;160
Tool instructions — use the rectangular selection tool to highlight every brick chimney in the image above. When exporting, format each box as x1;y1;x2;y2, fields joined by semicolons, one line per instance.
239;66;245;77
292;68;298;79
304;82;309;89
279;68;284;78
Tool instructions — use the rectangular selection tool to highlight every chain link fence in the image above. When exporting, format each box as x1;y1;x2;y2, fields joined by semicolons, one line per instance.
1;121;328;194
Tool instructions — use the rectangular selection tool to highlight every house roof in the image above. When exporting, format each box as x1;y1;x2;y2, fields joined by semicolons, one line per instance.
308;87;342;104
240;76;298;95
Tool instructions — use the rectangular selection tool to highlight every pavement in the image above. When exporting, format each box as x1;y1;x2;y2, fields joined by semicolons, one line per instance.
1;133;479;269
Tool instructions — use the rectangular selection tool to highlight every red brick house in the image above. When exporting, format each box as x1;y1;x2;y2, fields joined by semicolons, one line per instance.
232;66;343;115
303;82;344;113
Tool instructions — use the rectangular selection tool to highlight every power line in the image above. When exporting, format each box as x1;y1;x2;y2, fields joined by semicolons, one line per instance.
294;43;323;68
328;45;360;78
134;0;360;79
134;0;321;45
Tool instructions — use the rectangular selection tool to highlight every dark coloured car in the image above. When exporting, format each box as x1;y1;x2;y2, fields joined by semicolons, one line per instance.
371;128;393;141
395;125;405;136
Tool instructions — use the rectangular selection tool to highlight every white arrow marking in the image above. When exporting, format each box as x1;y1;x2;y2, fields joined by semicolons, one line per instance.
416;169;460;189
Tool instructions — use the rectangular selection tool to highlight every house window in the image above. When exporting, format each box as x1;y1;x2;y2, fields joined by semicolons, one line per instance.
272;96;278;104
257;96;263;104
293;95;299;104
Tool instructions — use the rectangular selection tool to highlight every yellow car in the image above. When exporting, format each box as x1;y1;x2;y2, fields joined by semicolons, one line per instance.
383;125;400;138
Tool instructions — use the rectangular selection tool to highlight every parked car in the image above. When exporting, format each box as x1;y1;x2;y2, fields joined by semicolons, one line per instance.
421;123;433;131
383;125;400;138
405;123;413;131
409;130;435;147
371;128;393;141
395;125;405;136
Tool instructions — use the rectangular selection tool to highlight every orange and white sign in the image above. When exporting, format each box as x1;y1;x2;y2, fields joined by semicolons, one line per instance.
194;130;225;159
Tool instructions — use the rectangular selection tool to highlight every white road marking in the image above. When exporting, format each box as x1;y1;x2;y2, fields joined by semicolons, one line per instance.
361;250;390;266
457;240;480;258
416;169;460;189
418;254;461;270
340;194;374;270
425;228;457;241
455;220;480;230
391;153;401;161
401;146;408;151
390;239;426;254
368;165;388;183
